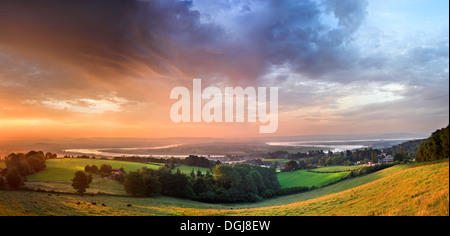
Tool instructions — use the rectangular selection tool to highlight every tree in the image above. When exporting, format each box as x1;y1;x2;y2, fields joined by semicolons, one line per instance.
417;125;449;162
159;170;192;198
99;164;112;175
249;170;265;195
243;175;258;194
298;160;307;170
141;173;161;197
5;167;24;189
124;171;145;196
394;152;405;162
371;152;377;163
213;165;241;189
71;171;93;194
193;176;207;195
283;161;299;172
0;176;6;189
196;168;204;178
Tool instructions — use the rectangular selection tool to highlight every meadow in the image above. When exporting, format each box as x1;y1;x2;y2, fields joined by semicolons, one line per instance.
27;158;209;182
277;169;350;189
23;158;210;195
311;165;361;173
1;159;448;216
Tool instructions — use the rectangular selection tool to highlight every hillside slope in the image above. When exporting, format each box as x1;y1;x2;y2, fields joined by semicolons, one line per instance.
0;160;448;216
227;160;449;216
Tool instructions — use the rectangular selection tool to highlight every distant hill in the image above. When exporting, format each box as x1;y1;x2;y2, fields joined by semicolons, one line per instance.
384;138;426;155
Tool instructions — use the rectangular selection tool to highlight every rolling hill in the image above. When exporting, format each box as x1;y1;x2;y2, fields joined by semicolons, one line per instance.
1;159;447;216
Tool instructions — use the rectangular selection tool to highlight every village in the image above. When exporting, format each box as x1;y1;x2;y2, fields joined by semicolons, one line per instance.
366;153;394;166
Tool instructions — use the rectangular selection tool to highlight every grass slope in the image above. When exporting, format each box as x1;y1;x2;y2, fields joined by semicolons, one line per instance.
277;169;350;188
232;160;449;216
312;165;362;173
1;160;448;216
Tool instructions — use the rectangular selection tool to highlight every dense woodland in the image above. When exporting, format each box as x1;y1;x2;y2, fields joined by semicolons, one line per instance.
122;163;280;203
416;125;449;162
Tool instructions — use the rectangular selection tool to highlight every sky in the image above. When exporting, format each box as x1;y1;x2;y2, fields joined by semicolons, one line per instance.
0;0;448;139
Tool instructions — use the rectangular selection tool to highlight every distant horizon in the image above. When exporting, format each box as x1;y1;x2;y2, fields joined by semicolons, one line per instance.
0;130;433;142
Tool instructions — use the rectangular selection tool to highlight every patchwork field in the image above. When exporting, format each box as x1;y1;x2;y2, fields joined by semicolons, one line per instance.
21;159;210;195
27;158;209;182
1;159;448;216
23;158;355;193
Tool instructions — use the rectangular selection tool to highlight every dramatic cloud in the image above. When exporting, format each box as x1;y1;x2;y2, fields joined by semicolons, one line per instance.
0;0;448;138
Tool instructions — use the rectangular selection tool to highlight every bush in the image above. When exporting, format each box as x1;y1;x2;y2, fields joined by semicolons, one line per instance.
349;163;396;178
277;186;312;196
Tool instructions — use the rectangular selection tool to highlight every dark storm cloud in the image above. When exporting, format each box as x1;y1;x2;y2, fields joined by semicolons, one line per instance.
0;0;372;85
200;0;370;82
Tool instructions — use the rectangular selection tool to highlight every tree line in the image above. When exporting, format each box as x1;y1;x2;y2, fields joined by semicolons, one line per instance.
0;151;53;189
113;155;217;169
122;163;281;203
416;125;449;162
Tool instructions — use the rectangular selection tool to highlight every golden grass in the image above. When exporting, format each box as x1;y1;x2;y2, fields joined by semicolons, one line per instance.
1;160;448;216
222;160;449;216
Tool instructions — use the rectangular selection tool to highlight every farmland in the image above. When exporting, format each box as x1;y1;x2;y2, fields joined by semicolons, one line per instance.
22;158;354;194
21;158;210;195
277;169;350;189
311;165;362;173
1;159;448;216
27;158;209;182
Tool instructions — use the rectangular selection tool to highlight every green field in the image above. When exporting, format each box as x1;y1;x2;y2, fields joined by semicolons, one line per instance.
262;159;291;164
311;165;362;173
21;159;210;195
1;160;448;216
277;169;350;189
15;158;354;196
27;158;209;182
16;158;357;194
28;159;352;193
27;159;157;182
